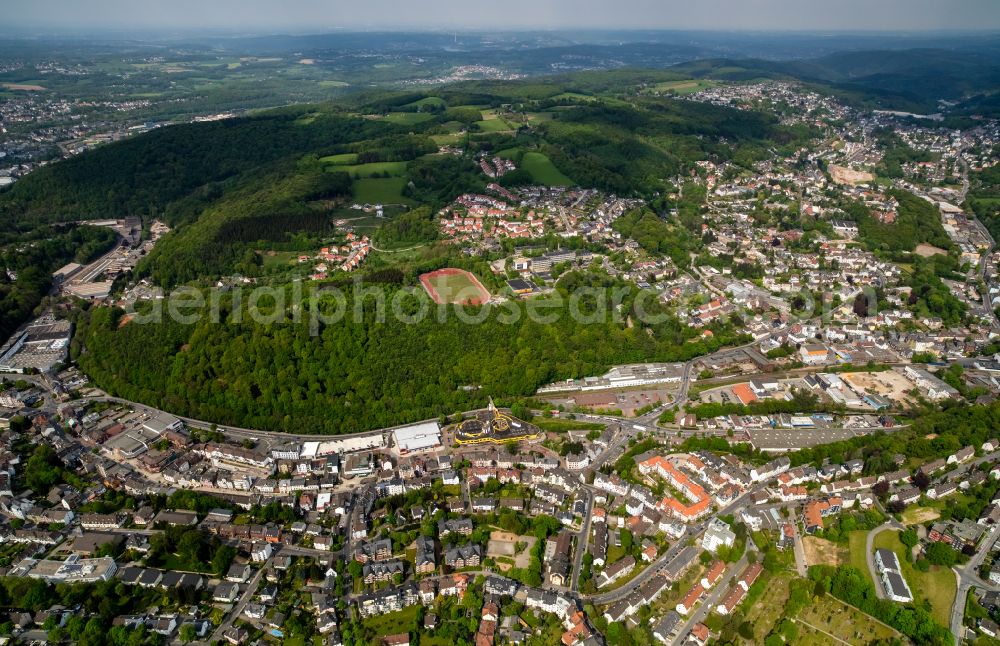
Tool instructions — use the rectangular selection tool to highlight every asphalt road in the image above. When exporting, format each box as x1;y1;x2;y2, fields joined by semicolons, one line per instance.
669;551;753;646
950;525;1000;640
209;559;267;643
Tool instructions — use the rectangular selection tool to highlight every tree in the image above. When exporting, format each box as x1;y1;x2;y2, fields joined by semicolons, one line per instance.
179;624;197;643
900;529;918;549
925;541;958;567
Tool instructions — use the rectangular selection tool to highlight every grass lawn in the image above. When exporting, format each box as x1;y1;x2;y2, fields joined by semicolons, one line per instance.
420;636;454;646
872;529;956;626
384;111;435;125
337;161;408;178
795;593;902;645
159;554;215;574
431;133;464;145
361;605;420;637
475;118;514;133
352;177;414;205
521;152;573;186
260;250;300;269
319;152;359;165
847;530;870;574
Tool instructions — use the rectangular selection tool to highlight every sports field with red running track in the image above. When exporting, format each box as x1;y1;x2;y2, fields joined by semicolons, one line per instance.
419;268;491;305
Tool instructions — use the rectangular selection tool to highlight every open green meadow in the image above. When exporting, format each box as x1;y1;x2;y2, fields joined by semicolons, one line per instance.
353;177;413;205
319;153;359;165
384;111;436;125
522;152;573;186
336;161;408;178
475;118;514;133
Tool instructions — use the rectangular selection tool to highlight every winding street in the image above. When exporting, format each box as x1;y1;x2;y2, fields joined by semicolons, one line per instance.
950;525;1000;641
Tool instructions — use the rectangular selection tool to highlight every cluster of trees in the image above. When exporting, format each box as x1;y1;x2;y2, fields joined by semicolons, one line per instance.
373;206;439;247
138;164;353;286
0;110;393;225
71;276;747;434
788;399;1000;473
0;577;164;646
22;444;83;494
966;163;1000;240
812;510;886;543
611;208;698;269
0;224;116;341
849;189;953;254
873;128;936;178
809;565;952;645
145;525;235;576
906;258;968;326
686;389;824;419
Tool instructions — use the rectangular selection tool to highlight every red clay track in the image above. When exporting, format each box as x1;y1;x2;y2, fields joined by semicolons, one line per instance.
419;268;491;305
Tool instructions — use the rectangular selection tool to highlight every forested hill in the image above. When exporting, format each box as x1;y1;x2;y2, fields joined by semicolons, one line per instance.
671;48;1000;113
0;110;398;226
1;71;814;286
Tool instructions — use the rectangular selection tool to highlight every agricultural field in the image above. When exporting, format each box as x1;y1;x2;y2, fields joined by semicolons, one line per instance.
795;594;903;645
521;152;573;186
872;529;956;626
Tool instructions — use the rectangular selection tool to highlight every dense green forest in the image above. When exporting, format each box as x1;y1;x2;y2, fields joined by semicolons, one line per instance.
849;189;953;254
966;162;1000;241
71;275;748;433
0;225;117;341
0;111;395;225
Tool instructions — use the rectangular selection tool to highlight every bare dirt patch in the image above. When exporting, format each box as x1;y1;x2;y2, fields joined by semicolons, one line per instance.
914;243;948;257
487;531;534;569
829;164;874;185
840;370;916;404
901;506;940;525
803;536;848;567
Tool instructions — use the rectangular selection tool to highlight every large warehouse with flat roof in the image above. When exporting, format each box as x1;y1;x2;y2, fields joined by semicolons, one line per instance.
392;421;442;455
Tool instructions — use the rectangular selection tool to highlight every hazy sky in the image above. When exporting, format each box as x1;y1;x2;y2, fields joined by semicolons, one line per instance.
5;0;1000;32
